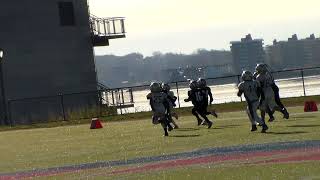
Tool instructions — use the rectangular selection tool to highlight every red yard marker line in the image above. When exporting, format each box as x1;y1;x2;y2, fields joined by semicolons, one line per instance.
104;147;320;176
2;147;319;179
254;152;320;165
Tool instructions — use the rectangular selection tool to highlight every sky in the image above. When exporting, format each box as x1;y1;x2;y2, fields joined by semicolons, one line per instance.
88;0;320;56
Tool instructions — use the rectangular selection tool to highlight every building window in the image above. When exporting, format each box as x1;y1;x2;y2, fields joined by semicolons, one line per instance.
58;2;75;26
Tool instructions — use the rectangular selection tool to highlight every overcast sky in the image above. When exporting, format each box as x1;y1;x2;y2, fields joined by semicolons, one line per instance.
88;0;320;56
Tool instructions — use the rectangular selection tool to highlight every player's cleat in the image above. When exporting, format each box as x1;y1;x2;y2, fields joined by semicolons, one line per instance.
201;121;208;126
261;124;269;133
211;110;218;118
207;121;213;129
164;130;169;136
283;109;289;119
174;125;179;129
197;119;203;126
268;117;275;122
251;125;257;132
168;124;173;131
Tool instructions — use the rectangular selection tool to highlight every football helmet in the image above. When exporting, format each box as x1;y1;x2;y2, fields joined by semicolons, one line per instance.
241;70;253;81
150;82;161;93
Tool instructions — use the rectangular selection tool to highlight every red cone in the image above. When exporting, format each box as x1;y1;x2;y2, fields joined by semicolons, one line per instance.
311;101;318;112
304;101;318;112
90;118;103;129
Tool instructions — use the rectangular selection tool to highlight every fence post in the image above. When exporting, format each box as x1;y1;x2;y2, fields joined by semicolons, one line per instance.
301;69;306;96
118;89;123;115
121;19;125;33
129;88;134;103
112;19;116;34
237;75;243;102
175;82;181;108
111;90;115;105
121;89;125;105
7;99;13;126
98;90;102;117
59;93;66;121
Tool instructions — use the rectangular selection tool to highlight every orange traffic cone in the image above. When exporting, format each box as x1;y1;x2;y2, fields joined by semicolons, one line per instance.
304;101;318;112
304;101;309;112
311;101;318;111
90;118;103;129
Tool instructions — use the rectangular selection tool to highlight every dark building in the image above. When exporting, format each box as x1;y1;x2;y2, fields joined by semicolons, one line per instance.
0;0;125;124
204;64;234;78
230;34;265;73
265;34;320;70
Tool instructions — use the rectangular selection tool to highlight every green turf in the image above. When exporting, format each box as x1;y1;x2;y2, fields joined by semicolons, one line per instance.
0;106;319;178
33;161;320;180
93;162;320;180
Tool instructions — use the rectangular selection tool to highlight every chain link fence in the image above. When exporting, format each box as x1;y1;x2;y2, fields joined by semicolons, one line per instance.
5;67;320;125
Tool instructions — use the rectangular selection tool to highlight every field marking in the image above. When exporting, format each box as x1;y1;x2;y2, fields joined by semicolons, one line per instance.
94;147;320;177
1;140;320;179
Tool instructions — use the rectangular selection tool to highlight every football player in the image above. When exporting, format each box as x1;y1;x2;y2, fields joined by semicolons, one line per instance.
262;64;289;120
255;64;289;123
237;70;269;133
197;78;218;118
253;70;275;122
161;83;179;129
146;82;173;136
184;80;213;128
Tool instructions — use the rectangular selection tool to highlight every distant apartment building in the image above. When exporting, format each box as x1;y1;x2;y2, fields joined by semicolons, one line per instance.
204;64;234;78
265;34;320;70
230;34;265;73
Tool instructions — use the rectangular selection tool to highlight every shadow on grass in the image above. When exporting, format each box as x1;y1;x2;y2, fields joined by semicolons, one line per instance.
175;128;200;132
205;124;242;130
293;115;319;119
169;134;200;138
217;124;241;128
267;131;308;135
287;124;320;128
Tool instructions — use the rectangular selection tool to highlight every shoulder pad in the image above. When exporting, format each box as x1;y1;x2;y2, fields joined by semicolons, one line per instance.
146;93;152;99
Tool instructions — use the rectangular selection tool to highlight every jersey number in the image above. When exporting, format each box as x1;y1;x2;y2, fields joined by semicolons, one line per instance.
195;92;203;102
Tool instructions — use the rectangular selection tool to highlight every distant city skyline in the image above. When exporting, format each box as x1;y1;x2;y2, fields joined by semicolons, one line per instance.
88;0;320;56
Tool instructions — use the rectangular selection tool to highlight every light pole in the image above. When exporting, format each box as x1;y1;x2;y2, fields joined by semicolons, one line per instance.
0;48;8;125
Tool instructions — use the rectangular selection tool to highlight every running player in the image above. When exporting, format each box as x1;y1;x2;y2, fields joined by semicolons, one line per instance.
253;70;275;122
146;82;173;136
255;64;289;123
197;78;218;118
237;70;269;133
184;80;213;128
161;83;179;129
262;64;289;120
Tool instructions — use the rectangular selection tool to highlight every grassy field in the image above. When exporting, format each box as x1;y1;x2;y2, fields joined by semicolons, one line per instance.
87;162;320;180
0;105;320;179
48;162;320;180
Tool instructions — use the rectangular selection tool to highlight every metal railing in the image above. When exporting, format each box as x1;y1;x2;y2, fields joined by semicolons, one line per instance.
89;15;126;37
3;66;320;126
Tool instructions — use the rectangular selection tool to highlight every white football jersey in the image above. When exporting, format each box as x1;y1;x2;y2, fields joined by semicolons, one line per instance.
238;80;260;102
256;72;274;89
